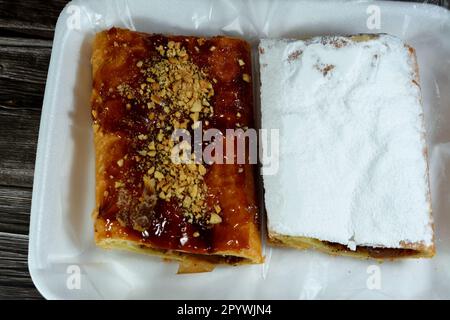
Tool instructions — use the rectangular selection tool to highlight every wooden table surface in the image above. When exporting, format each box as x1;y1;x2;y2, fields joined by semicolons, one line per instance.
0;0;449;300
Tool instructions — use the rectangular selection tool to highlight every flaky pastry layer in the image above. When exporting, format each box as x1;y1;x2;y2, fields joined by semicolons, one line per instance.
91;28;262;272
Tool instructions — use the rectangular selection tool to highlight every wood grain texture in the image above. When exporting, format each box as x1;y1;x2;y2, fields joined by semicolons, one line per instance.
0;37;49;190
0;186;32;235
0;107;40;188
0;233;41;299
0;37;52;110
0;0;57;297
0;0;69;39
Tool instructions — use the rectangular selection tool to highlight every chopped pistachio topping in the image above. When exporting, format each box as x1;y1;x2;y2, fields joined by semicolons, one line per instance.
115;40;222;226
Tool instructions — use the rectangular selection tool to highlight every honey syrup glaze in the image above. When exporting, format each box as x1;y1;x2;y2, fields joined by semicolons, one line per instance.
92;28;258;255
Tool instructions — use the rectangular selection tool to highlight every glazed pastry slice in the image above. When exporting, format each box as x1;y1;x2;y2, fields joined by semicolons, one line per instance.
91;28;262;272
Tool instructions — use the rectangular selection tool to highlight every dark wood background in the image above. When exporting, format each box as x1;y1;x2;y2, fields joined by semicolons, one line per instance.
0;0;448;300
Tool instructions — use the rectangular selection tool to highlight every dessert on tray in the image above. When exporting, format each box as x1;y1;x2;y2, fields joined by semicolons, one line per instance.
260;34;434;259
90;28;262;272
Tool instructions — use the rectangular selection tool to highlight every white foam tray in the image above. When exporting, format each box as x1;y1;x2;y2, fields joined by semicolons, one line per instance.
29;0;450;299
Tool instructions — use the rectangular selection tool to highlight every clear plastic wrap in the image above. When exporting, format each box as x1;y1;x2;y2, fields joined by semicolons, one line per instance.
29;0;450;299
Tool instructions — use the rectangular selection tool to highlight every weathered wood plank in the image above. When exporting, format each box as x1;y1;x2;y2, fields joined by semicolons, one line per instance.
0;37;52;47
0;108;40;188
0;185;32;235
0;0;69;40
0;232;42;299
0;37;48;188
0;37;52;111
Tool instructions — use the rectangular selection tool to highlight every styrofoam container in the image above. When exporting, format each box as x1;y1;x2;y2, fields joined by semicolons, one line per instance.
29;0;450;299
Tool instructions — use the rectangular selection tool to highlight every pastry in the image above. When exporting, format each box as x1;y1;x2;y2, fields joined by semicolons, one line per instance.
90;28;262;272
260;34;434;259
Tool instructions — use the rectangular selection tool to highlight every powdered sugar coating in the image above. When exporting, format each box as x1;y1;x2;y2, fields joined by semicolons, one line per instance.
260;35;433;249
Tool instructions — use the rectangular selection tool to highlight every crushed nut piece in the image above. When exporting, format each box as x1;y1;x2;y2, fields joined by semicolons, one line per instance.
114;181;124;189
138;134;148;140
198;164;207;176
209;213;222;224
190;101;202;112
114;40;220;224
143;175;155;190
183;196;192;208
154;171;164;181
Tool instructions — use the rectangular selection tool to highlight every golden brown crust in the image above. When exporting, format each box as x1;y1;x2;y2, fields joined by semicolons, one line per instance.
407;45;435;255
91;28;262;272
268;233;434;260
